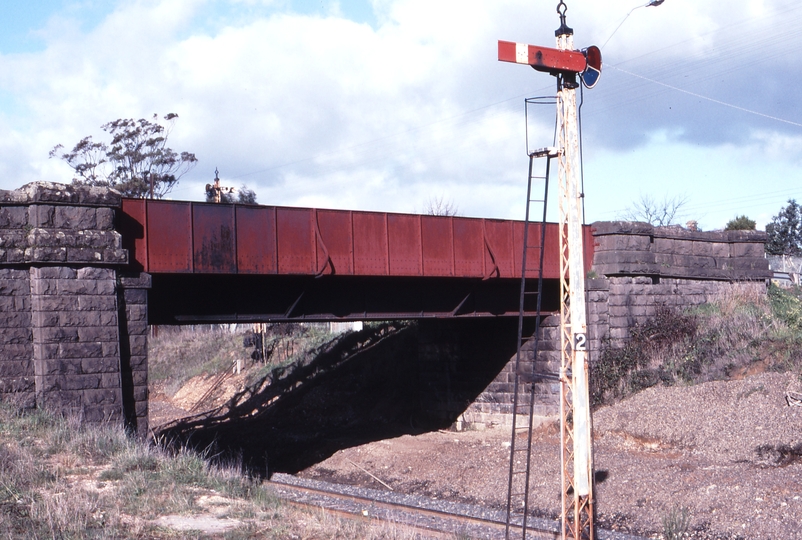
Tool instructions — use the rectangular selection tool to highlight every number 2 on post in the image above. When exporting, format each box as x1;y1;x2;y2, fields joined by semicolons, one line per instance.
574;333;587;351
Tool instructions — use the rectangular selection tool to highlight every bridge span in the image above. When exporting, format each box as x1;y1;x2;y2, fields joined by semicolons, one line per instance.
0;182;770;439
120;199;594;324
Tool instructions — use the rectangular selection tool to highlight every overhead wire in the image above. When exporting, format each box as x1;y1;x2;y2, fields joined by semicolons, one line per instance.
586;4;802;122
580;8;802;125
607;65;802;128
600;0;661;51
593;186;802;222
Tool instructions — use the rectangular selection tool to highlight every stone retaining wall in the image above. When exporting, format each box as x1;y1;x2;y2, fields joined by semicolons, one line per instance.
0;268;34;407
464;221;772;428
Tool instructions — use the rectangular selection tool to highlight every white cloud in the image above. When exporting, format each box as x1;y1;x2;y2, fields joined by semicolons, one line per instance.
0;0;800;231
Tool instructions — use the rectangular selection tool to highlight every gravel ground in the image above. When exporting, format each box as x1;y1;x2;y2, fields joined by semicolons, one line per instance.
299;372;802;539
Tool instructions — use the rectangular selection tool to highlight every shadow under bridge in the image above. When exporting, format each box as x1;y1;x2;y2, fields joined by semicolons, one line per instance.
156;317;536;476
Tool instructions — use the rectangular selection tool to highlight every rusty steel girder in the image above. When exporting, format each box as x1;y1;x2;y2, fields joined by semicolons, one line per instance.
120;199;594;280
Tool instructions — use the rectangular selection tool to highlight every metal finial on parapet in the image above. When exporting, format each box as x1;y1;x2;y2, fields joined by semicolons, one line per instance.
556;1;573;37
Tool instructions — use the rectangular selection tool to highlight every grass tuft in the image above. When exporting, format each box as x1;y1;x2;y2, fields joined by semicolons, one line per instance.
661;504;691;540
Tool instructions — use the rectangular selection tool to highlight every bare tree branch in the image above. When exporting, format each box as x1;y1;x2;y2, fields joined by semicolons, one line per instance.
425;196;459;217
620;194;689;227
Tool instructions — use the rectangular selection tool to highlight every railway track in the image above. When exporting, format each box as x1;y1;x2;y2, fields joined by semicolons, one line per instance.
269;474;646;540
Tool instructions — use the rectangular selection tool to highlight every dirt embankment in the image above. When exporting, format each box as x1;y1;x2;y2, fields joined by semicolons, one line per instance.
298;372;802;539
151;365;802;539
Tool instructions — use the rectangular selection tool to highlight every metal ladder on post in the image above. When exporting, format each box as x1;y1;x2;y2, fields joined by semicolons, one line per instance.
504;145;557;540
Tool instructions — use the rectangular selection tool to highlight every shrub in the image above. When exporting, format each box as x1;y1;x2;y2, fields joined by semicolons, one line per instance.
592;307;698;406
592;285;802;407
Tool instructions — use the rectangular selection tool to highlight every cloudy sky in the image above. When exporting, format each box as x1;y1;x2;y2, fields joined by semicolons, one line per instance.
1;0;800;230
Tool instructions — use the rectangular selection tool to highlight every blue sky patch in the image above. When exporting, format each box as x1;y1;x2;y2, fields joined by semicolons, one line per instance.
0;0;116;54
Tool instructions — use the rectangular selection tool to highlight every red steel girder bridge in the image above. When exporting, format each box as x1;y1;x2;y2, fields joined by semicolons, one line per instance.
120;199;594;324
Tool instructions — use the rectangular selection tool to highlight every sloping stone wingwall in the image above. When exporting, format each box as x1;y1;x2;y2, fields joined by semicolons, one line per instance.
0;183;150;435
464;221;771;428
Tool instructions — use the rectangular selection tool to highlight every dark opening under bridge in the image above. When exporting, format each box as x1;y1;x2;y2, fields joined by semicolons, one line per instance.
120;198;595;324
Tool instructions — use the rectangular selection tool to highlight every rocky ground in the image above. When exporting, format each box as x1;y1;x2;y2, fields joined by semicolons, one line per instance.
151;371;802;539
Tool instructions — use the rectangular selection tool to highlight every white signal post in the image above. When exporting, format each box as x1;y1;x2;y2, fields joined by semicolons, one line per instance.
498;2;599;538
555;18;594;540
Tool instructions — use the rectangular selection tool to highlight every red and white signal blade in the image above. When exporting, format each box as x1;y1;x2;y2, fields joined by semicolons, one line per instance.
498;40;587;74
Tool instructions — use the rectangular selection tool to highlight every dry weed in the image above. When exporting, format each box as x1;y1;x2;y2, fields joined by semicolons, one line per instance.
593;284;802;406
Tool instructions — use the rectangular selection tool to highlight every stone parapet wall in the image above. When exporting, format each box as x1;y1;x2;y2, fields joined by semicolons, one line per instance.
592;221;771;281
0;182;126;266
591;222;770;352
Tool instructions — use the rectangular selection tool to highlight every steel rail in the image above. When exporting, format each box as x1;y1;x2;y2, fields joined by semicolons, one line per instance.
270;474;558;539
268;474;647;540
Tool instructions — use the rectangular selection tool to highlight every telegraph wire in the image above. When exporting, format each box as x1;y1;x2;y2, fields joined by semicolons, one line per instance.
229;4;802;184
593;186;802;223
607;64;802;128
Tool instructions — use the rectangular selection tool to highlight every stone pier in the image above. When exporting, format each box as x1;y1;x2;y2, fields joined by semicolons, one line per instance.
0;183;149;435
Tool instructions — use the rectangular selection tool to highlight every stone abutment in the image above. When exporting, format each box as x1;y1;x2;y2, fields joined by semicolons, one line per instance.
0;183;149;435
466;221;771;427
